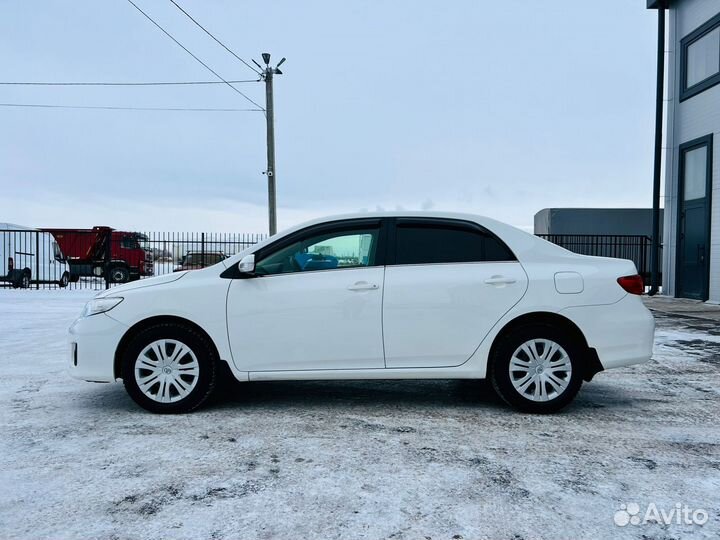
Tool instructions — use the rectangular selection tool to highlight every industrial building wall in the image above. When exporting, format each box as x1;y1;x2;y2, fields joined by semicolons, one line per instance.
533;208;662;236
663;0;720;302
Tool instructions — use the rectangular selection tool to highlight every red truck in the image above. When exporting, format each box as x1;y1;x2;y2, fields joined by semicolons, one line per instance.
43;227;153;283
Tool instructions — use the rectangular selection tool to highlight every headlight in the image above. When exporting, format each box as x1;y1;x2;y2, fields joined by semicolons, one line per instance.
80;297;123;317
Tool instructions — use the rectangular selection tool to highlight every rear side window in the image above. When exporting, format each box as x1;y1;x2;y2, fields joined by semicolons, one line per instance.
395;223;515;265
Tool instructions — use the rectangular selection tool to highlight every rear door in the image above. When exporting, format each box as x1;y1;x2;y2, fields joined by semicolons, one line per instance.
382;218;528;368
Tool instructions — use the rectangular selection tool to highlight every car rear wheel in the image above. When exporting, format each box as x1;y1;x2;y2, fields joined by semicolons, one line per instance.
490;324;583;413
121;324;217;413
59;272;70;288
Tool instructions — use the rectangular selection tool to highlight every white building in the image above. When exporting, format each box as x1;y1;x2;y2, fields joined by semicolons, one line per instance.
650;0;719;302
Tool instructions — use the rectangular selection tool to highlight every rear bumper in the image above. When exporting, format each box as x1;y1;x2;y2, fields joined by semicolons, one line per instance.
67;313;127;382
560;294;655;370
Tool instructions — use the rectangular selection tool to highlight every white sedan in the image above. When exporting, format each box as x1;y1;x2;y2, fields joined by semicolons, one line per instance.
68;212;655;414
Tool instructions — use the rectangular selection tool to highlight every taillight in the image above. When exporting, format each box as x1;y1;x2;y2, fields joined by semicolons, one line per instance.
8;257;13;271
617;274;644;295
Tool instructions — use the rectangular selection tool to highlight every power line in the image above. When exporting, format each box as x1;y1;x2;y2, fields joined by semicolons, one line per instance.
168;0;260;76
0;79;259;86
0;102;263;112
125;0;264;110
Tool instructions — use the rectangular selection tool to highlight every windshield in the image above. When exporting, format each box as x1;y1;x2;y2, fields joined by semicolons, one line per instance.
136;234;151;251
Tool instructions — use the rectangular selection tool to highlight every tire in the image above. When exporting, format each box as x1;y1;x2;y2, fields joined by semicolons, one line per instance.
59;272;70;288
489;324;584;414
12;270;31;289
121;323;217;414
110;265;130;283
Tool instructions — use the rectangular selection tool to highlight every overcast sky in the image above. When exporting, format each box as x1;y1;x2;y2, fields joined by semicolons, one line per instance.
0;1;659;233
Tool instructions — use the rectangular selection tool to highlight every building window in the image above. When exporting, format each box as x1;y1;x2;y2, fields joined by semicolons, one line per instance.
682;145;709;200
680;12;720;101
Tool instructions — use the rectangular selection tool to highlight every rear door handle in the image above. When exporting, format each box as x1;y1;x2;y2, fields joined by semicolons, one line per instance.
484;276;517;286
347;281;379;291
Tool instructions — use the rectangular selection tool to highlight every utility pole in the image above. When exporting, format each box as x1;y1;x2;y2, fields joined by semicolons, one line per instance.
255;53;285;236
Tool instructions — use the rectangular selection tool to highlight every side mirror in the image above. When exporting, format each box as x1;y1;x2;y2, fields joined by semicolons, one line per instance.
238;254;256;275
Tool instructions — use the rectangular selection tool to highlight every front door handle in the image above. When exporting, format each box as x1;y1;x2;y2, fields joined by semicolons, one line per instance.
347;281;379;291
484;276;517;286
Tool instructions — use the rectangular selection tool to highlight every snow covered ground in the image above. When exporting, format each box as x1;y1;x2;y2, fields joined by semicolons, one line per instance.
0;291;718;539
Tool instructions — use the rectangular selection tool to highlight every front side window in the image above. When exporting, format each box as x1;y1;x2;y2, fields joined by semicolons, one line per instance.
681;13;720;100
255;228;379;276
395;222;515;265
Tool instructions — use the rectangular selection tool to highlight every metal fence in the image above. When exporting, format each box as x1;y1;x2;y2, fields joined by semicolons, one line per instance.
536;234;658;280
1;228;658;290
0;229;265;290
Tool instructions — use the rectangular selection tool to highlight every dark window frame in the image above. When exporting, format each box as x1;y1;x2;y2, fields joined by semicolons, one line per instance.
675;134;713;300
386;217;517;266
680;11;720;102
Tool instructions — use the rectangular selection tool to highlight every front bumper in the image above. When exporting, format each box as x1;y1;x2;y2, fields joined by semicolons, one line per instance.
560;294;655;370
67;313;128;382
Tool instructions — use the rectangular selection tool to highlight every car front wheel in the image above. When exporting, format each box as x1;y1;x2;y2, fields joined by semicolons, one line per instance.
121;323;217;413
490;325;584;413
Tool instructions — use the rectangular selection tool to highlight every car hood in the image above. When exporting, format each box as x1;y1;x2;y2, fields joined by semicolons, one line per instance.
95;271;188;298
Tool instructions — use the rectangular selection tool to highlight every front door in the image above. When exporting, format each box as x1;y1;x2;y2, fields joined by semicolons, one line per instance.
677;135;713;300
226;219;386;372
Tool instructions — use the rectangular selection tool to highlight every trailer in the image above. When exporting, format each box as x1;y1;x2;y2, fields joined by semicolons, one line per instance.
43;226;153;283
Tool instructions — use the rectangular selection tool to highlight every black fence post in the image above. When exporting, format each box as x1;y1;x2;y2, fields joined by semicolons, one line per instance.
104;229;112;290
35;231;40;290
201;232;206;268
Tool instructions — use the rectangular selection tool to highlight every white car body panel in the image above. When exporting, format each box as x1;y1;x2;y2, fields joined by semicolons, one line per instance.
382;261;528;368
67;211;655;388
70;270;238;382
559;294;656;370
226;266;385;371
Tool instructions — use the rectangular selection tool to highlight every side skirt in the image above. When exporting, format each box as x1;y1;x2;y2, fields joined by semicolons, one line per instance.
248;366;482;382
